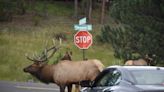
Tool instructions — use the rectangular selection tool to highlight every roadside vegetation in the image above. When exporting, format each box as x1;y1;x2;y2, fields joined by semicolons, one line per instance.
0;1;119;81
0;22;118;81
0;0;163;82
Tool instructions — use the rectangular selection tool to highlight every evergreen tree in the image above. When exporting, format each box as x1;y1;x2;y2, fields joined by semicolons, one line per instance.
99;0;164;65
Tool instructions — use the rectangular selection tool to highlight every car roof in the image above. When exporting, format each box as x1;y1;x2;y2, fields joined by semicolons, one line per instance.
106;65;164;70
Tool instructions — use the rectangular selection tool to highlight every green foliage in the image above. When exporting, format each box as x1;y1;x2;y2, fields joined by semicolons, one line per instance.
0;1;118;81
32;1;74;16
0;1;74;22
16;0;26;15
0;20;118;81
99;0;164;65
0;0;28;21
0;0;15;21
32;15;42;26
98;26;134;60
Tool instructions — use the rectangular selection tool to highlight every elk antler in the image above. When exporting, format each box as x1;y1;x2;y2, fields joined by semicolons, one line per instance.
26;39;60;62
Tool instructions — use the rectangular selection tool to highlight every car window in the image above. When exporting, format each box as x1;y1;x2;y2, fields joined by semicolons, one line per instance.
93;69;121;87
130;70;164;85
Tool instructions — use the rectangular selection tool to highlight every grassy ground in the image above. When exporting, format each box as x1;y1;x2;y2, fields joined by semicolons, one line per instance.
0;1;121;82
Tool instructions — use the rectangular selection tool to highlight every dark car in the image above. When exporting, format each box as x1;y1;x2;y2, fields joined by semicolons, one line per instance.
81;66;164;92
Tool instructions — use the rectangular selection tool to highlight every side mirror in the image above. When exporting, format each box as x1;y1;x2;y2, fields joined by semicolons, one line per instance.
80;81;94;87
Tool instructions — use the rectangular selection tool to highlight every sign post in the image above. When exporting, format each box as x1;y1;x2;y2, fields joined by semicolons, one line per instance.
74;17;92;60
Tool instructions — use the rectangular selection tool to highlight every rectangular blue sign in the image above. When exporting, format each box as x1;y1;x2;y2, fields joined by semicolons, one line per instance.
74;24;92;31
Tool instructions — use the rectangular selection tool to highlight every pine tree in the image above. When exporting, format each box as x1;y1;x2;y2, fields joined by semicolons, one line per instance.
99;0;164;65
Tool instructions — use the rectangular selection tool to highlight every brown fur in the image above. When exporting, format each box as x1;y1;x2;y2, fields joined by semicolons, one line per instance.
125;59;147;66
24;59;104;92
53;59;104;85
61;51;72;61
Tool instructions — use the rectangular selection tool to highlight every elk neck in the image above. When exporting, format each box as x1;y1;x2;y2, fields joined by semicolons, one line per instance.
32;64;54;84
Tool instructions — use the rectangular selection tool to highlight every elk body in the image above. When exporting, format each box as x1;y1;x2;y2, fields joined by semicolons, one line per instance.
23;45;104;92
54;59;104;83
125;59;148;66
24;59;104;92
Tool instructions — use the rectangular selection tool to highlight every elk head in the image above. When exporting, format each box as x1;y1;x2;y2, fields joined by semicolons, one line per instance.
61;51;72;61
23;40;60;75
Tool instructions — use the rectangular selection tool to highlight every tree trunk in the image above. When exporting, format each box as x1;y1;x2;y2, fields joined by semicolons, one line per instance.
18;0;26;15
101;0;106;24
88;0;92;23
74;0;78;19
43;0;48;18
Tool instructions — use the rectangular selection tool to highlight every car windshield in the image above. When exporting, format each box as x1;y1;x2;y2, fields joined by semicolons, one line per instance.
130;70;164;85
93;69;121;87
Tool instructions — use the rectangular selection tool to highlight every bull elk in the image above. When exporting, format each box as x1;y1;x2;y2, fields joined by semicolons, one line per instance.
125;59;148;66
61;51;72;61
23;42;104;92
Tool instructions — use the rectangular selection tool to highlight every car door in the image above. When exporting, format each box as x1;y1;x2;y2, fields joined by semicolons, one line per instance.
84;68;122;92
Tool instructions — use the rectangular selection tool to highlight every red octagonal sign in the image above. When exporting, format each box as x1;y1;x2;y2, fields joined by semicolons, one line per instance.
74;31;92;49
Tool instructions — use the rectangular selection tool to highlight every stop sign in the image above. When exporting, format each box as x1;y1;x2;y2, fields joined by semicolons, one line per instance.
74;31;92;49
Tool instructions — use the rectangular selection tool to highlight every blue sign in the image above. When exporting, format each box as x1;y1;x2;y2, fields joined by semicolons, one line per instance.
74;24;92;31
74;17;92;31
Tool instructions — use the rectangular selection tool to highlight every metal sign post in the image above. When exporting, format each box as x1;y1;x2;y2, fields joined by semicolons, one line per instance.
83;49;85;60
74;17;92;60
